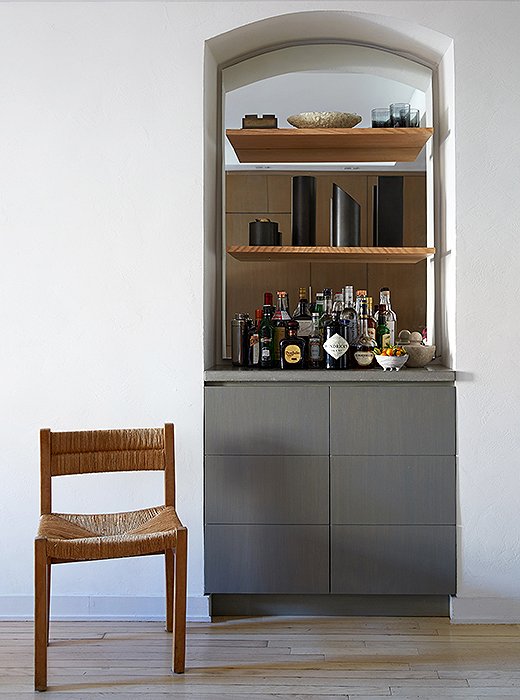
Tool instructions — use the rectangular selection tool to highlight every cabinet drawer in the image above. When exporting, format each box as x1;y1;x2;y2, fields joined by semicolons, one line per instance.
205;386;329;455
206;456;329;524
330;386;455;455
331;525;456;594
331;456;455;525
205;525;329;593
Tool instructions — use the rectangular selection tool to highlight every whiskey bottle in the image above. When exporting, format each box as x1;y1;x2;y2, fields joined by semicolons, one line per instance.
380;287;397;345
376;303;391;349
307;313;323;368
259;305;275;368
352;301;376;368
323;305;349;370
248;308;263;367
292;287;313;338
340;285;358;346
280;321;306;369
366;297;377;342
272;291;291;363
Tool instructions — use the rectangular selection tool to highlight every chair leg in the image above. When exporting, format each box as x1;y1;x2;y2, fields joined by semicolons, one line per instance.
34;539;48;691
172;528;187;674
165;549;174;633
46;563;51;646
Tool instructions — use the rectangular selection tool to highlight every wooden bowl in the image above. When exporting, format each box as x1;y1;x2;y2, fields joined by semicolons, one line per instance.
287;111;362;128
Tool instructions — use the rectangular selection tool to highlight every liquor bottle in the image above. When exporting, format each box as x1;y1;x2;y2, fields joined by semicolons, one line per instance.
366;297;377;342
380;287;397;345
352;301;376;368
292;287;313;337
340;285;358;346
355;289;367;334
319;288;333;337
248;308;263;367
264;291;274;316
307;313;323;368
280;321;306;369
376;303;391;350
271;291;291;363
312;291;324;317
259;305;275;368
323;304;349;370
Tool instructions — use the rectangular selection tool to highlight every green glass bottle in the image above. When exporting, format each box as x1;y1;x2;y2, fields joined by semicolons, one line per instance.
259;305;275;368
376;303;391;349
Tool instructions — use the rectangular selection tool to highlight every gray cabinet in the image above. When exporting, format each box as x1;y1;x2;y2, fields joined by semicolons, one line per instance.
206;386;329;455
206;456;329;524
205;525;329;593
331;456;456;525
331;525;456;594
205;382;456;599
330;386;455;455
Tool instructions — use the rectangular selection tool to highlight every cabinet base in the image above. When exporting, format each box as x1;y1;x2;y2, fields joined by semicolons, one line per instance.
210;594;450;617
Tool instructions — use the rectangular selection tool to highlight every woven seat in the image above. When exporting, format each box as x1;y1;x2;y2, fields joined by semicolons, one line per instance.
34;424;187;692
37;506;182;561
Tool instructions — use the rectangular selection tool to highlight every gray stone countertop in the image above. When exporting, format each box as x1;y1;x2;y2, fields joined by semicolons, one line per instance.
205;364;455;383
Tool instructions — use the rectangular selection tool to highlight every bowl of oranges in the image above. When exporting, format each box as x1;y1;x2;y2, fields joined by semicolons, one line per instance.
373;345;408;371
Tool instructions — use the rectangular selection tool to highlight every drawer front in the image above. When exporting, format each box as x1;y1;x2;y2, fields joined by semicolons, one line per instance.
206;456;329;524
205;524;329;594
205;386;329;455
331;456;455;525
330;386;455;455
331;525;456;594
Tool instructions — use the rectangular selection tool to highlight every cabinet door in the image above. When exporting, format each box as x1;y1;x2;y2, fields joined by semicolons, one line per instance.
331;456;455;525
206;456;329;524
330;386;455;456
331;525;456;594
205;386;329;455
205;524;329;593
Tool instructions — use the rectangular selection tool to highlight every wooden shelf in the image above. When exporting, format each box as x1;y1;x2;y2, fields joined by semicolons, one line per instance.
227;246;435;264
226;127;434;163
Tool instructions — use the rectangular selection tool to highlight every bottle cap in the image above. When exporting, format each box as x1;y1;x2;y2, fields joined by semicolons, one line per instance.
299;287;306;296
264;292;273;306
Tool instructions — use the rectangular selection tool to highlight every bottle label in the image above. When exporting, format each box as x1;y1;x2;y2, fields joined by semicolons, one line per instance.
323;333;349;360
284;344;302;364
354;350;374;367
368;328;376;341
295;319;313;337
309;338;321;360
381;333;391;349
273;326;286;361
250;334;260;364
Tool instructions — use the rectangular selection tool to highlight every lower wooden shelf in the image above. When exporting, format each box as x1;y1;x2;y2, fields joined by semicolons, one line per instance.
227;245;435;264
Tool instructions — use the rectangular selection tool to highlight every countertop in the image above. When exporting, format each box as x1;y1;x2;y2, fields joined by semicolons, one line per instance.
205;364;455;383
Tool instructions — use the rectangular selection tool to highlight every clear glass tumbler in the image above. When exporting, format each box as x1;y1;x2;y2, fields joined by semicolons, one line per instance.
410;109;420;127
371;108;391;128
390;103;410;127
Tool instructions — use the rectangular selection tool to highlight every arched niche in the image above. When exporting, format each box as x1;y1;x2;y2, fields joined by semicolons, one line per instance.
203;10;455;371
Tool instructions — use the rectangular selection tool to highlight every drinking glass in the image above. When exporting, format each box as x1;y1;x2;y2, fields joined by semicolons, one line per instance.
410;109;420;127
390;103;410;127
371;108;391;128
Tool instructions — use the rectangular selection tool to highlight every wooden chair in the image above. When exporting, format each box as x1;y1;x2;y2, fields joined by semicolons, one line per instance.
34;424;187;691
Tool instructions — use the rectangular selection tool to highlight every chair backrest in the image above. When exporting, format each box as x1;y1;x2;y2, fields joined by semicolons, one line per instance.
40;424;175;515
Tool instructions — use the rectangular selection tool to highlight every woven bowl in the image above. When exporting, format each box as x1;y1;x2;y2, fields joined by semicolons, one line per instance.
287;111;362;128
375;354;409;371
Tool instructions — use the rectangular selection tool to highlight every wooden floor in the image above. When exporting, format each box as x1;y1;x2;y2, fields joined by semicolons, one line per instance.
2;617;520;699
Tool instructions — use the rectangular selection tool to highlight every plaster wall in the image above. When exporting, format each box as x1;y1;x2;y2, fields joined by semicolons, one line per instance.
1;1;519;622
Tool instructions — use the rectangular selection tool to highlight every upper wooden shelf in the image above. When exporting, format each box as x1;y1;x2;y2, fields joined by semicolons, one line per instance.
227;246;435;264
226;127;434;163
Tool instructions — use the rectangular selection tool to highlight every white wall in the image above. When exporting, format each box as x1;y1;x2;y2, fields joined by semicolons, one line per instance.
1;1;519;623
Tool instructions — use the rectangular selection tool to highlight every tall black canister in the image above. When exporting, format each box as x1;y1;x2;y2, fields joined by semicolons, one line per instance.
291;176;316;246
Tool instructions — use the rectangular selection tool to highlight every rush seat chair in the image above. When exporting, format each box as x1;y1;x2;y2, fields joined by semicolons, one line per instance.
34;424;187;691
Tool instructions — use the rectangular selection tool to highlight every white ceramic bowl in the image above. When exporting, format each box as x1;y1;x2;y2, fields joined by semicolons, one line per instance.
404;344;436;368
375;353;409;371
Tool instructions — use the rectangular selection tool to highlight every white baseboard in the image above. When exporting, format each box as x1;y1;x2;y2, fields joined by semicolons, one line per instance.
0;595;210;622
451;596;520;623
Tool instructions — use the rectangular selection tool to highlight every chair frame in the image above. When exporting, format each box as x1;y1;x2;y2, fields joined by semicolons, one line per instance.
34;423;187;692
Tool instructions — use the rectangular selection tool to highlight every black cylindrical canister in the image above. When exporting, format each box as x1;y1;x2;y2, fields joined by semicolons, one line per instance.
249;219;279;246
330;183;361;246
291;176;316;246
